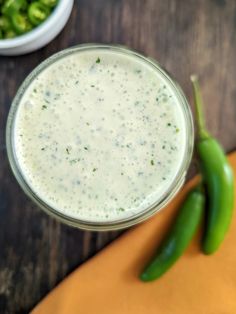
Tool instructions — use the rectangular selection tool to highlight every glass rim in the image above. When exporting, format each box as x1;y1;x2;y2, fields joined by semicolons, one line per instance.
6;43;194;231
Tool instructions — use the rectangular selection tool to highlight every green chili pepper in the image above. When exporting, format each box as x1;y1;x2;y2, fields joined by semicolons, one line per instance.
191;75;234;255
0;16;11;30
28;2;50;26
39;0;58;8
1;0;27;16
140;186;204;281
4;28;17;38
11;12;32;34
0;0;55;39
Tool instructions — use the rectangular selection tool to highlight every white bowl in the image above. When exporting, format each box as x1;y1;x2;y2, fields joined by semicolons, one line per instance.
0;0;74;56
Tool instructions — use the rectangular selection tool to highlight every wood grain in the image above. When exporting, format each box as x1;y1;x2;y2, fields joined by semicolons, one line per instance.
0;0;236;312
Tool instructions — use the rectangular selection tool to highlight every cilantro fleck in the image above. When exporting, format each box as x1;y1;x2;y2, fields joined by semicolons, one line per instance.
118;208;125;212
42;105;47;110
150;160;154;166
92;168;97;172
175;128;180;133
121;172;124;176
84;147;88;150
41;147;45;151
96;57;100;63
66;147;71;154
33;88;37;93
91;85;95;87
86;122;90;126
70;159;80;165
167;123;171;126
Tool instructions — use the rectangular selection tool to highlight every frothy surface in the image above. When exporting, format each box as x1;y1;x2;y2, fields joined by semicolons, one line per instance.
14;48;187;222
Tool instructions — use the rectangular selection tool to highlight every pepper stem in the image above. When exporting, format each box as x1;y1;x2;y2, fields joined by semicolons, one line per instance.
190;75;210;140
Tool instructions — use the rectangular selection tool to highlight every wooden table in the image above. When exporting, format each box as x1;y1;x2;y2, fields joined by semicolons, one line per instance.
0;1;236;312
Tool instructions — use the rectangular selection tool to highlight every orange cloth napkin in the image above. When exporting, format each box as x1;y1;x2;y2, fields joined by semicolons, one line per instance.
32;152;236;314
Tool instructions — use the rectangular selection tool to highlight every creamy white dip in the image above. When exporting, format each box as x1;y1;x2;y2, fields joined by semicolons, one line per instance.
14;48;187;222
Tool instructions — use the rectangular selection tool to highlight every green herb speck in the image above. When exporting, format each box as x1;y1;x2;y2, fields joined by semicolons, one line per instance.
84;147;88;150
175;128;180;133
42;105;47;110
150;160;154;166
91;85;95;87
96;57;100;63
121;172;124;176
41;147;45;151
33;88;37;93
167;123;171;126
69;159;80;165
86;122;90;126
93;168;97;172
118;207;125;212
66;147;71;154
